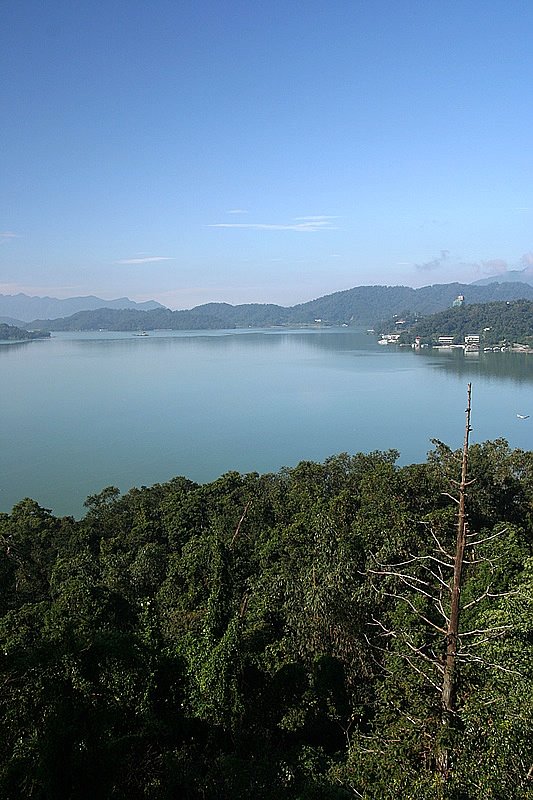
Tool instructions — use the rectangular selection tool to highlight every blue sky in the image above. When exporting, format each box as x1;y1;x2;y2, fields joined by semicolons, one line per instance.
2;0;533;309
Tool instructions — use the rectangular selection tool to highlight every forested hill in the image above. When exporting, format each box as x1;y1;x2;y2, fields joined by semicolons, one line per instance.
28;281;533;330
0;322;50;341
0;443;532;798
395;299;533;344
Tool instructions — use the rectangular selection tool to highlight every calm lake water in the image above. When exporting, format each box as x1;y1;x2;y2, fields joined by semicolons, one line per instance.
2;328;533;517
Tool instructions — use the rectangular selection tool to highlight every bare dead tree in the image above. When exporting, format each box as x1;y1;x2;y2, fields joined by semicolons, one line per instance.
362;383;527;778
356;383;533;782
441;381;473;712
365;384;519;690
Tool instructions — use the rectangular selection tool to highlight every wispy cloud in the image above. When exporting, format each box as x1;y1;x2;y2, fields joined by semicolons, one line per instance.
226;208;248;214
0;231;19;244
480;258;508;275
413;250;533;282
415;249;450;271
475;253;533;274
294;215;338;222
115;256;173;265
210;215;338;233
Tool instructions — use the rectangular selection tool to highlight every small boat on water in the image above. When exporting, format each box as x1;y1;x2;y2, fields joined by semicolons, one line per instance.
134;331;149;337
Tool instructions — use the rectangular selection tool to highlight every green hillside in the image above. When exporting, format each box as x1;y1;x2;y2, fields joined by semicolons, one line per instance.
389;299;533;345
28;281;533;331
0;323;50;341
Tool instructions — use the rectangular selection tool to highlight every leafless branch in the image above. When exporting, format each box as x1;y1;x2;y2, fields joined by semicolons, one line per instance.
465;528;508;547
381;591;447;634
465;555;502;566
374;555;431;568
442;492;460;505
415;558;454;587
463;635;509;648
230;500;251;547
429;528;455;561
462;588;519;610
402;652;442;693
404;638;445;674
462;587;492;610
460;625;513;637
449;477;476;488
368;617;396;639
435;596;450;626
369;569;442;606
456;653;526;678
363;631;391;656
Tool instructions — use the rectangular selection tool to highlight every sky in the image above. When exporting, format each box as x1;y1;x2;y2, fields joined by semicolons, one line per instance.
2;0;533;310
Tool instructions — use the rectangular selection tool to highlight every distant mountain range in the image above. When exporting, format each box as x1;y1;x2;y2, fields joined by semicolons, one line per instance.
0;315;28;327
0;293;165;322
22;281;533;331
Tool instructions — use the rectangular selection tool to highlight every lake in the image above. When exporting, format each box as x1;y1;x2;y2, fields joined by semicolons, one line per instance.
2;328;533;517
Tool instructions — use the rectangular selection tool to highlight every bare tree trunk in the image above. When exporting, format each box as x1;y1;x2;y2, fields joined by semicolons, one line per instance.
437;384;473;781
441;382;472;713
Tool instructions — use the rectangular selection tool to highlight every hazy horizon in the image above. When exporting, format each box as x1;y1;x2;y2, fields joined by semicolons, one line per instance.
2;274;521;315
2;1;533;308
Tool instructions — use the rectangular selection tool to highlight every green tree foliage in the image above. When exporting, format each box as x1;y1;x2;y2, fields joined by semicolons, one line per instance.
0;446;531;798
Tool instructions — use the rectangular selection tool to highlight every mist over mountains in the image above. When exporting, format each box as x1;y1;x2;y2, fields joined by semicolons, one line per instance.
471;266;533;286
13;281;533;331
0;293;164;323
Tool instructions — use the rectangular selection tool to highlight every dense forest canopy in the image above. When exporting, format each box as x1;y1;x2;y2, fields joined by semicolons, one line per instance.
26;282;533;331
1;439;531;798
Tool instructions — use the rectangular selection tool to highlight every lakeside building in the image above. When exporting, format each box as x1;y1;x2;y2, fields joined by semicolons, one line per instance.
464;334;480;346
464;334;480;352
377;333;401;345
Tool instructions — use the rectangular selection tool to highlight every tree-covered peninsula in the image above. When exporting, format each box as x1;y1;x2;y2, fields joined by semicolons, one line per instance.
1;439;531;798
0;322;50;341
379;299;533;347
